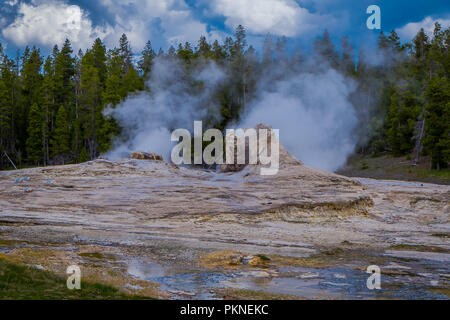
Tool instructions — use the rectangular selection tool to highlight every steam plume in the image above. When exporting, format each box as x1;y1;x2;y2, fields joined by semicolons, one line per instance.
105;54;358;172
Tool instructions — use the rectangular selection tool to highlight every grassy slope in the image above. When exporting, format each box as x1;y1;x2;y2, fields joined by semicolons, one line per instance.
0;257;153;300
337;154;450;185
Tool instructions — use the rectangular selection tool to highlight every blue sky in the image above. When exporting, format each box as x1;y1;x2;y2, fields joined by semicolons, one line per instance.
0;0;449;57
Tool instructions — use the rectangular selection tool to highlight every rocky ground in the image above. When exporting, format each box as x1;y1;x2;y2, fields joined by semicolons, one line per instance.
0;147;448;299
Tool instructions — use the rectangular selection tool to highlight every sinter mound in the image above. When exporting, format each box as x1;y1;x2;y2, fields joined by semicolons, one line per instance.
219;123;302;173
130;152;163;161
218;124;356;187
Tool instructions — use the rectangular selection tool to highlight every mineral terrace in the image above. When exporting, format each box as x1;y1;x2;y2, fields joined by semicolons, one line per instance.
0;142;449;299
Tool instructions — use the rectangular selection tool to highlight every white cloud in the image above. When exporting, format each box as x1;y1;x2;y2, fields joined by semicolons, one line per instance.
5;0;19;6
209;0;329;37
2;1;110;51
2;0;223;52
397;16;450;40
98;0;225;50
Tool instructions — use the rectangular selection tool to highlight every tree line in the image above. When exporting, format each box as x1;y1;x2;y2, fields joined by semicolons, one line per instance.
0;24;448;170
356;23;449;170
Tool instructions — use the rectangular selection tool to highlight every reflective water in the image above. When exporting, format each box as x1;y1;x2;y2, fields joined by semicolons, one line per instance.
128;257;450;300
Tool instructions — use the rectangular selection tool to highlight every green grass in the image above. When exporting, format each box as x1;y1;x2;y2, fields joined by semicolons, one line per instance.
415;169;450;180
338;154;450;185
78;252;117;260
360;160;369;170
256;254;271;261
0;257;154;300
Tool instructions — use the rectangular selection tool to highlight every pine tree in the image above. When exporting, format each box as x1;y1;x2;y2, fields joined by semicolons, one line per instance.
428;23;446;79
0;52;20;163
378;31;390;50
167;45;176;57
275;36;288;64
72;49;84;161
424;76;449;170
121;66;143;95
234;25;247;55
138;41;155;77
104;48;123;104
341;36;355;76
99;50;123;154
26;103;43;164
41;56;54;165
51;105;70;160
80;50;103;159
78;146;90;162
54;39;75;108
386;89;402;155
387;31;401;51
386;89;420;156
197;36;212;59
223;37;234;58
212;40;226;62
0;80;13;156
76;39;109;159
177;42;194;63
413;28;429;60
22;47;43;106
291;44;304;68
21;47;43;157
91;38;108;85
230;25;248;113
119;34;132;74
0;48;14;161
0;43;4;62
313;30;340;68
103;73;122;106
262;35;274;68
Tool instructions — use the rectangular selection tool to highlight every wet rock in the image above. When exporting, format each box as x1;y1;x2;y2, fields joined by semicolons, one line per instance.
385;250;450;263
130;152;163;161
241;256;252;264
24;187;32;193
321;281;350;287
297;272;320;279
240;255;270;267
383;262;412;270
247;271;271;278
1;122;449;300
168;290;195;297
33;264;44;270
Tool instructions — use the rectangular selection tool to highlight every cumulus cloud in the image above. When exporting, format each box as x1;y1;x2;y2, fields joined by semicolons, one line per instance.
1;0;224;52
209;0;330;37
2;0;110;50
397;16;450;40
98;0;225;50
5;0;18;6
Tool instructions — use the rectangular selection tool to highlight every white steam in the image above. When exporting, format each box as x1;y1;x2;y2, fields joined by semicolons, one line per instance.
104;57;226;160
105;56;358;172
240;69;357;171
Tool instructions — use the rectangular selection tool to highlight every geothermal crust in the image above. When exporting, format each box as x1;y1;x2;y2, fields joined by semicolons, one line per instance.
0;136;449;299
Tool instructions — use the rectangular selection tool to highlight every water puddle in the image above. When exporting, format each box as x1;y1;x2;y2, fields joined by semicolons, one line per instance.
127;259;449;300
